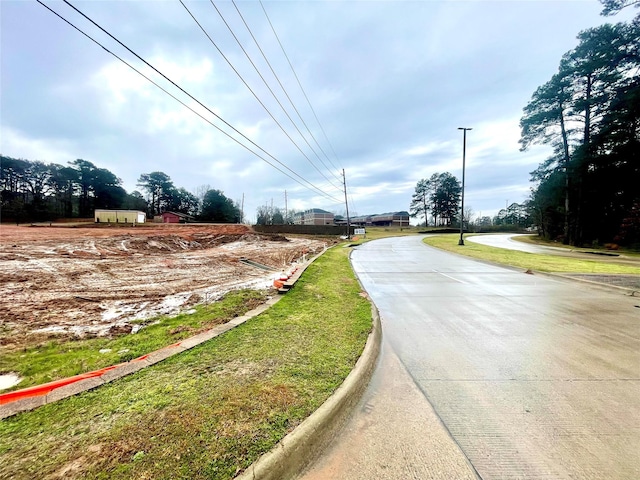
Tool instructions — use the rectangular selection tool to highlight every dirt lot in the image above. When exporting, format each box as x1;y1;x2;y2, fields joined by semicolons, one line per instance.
0;224;328;354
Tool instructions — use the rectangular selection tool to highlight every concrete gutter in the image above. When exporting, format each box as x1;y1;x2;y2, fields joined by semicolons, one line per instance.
235;303;382;480
234;239;636;480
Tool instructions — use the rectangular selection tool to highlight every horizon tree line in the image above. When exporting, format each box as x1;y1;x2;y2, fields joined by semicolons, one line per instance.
0;156;241;223
409;170;534;231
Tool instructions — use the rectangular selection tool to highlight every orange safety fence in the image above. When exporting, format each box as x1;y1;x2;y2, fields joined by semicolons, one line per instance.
0;366;117;405
0;341;185;406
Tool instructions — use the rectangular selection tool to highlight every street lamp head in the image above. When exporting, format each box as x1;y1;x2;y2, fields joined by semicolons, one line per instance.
458;127;473;131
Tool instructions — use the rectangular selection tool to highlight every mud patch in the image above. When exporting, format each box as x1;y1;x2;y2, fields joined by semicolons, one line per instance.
0;224;328;353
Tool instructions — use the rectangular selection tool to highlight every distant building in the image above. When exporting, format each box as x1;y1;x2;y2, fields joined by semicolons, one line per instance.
161;212;195;224
94;209;146;224
351;211;409;227
293;208;335;225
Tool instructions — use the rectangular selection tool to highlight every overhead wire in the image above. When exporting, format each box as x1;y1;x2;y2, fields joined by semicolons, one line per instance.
258;1;351;223
214;1;342;190
35;0;307;192
248;2;353;217
45;0;342;203
259;0;342;173
256;0;353;215
230;0;342;185
180;0;342;192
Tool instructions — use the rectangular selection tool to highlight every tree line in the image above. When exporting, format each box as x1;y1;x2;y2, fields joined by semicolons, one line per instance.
0;156;241;223
410;171;534;230
520;0;639;246
409;172;463;227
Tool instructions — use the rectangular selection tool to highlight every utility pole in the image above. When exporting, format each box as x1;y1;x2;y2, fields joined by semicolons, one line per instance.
240;193;245;224
284;190;288;224
458;127;472;246
342;169;351;239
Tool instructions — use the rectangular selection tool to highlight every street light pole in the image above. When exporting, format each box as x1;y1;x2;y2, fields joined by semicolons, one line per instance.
458;127;472;246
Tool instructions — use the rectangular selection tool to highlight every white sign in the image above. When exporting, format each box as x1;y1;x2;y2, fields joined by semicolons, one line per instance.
354;228;366;235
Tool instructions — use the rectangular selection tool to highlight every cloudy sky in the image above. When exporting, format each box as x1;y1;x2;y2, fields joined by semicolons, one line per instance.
1;0;635;222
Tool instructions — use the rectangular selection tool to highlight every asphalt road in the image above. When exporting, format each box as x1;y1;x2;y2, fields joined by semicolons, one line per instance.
299;235;640;479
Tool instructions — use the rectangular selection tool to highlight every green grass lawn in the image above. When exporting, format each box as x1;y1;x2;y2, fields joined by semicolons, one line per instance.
0;246;372;480
423;234;640;274
513;233;640;258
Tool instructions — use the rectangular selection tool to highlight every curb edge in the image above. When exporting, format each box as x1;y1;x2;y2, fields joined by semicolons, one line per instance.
234;303;382;480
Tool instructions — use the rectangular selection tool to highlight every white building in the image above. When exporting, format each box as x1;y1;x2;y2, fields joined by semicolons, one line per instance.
94;209;146;224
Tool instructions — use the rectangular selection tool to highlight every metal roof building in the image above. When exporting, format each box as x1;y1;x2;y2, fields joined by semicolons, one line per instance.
94;209;146;224
351;211;410;227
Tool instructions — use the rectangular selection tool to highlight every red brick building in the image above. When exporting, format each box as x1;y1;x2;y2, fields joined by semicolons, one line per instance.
161;212;195;224
292;208;334;225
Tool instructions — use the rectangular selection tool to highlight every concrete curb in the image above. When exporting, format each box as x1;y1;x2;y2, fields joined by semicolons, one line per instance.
234;303;382;480
0;252;324;419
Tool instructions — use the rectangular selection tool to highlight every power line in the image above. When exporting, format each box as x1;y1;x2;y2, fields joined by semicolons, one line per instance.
230;0;342;185
227;0;342;185
49;0;342;203
181;0;342;191
35;0;308;192
260;0;342;172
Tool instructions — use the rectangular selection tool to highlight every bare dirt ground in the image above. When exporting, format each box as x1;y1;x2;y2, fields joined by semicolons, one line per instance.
0;224;329;354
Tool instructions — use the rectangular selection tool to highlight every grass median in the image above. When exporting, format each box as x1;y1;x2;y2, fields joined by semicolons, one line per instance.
423;234;640;274
514;233;640;258
0;245;372;480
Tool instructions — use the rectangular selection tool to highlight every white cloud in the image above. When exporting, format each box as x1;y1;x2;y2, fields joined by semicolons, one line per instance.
0;127;74;164
91;62;150;105
402;140;451;158
151;56;213;86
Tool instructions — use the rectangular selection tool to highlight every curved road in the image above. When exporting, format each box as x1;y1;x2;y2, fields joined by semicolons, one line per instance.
466;234;558;253
466;234;640;271
300;235;640;479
